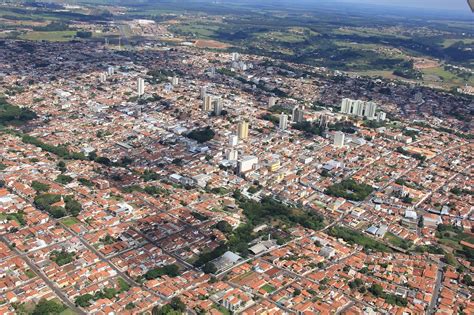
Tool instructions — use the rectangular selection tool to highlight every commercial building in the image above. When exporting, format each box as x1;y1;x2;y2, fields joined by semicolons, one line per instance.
238;155;258;174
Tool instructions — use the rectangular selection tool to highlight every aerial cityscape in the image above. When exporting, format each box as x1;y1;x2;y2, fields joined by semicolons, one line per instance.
0;0;472;314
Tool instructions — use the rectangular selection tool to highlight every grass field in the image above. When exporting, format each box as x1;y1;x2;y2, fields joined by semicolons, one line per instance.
422;67;473;87
20;31;76;42
261;283;276;293
61;217;80;227
442;38;474;48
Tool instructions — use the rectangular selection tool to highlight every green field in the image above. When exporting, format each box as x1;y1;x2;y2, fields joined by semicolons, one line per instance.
422;67;474;87
61;217;80;227
20;31;76;42
442;38;474;48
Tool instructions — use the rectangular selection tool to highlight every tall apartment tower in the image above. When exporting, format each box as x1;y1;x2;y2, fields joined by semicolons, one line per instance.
214;98;223;116
171;76;179;86
231;52;240;61
238;121;249;140
107;66;115;76
279;113;288;130
200;86;207;100
340;98;351;114
229;134;239;147
268;97;277;108
340;98;377;118
99;73;107;83
227;149;238;161
364;101;377;118
137;78;145;97
334;131;345;148
203;95;213;111
292;106;305;123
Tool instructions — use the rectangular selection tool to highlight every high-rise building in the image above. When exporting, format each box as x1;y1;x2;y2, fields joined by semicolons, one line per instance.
238;121;249;140
318;114;329;129
340;98;351;114
377;111;387;122
214;98;223;116
334;131;345;148
340;98;377;119
268;97;277;108
99;73;107;83
172;76;179;86
203;95;213;111
227;149;238;161
279;112;288;130
364;101;377;118
292;106;305;123
231;52;240;61
137;78;145;97
200;86;207;100
107;66;115;76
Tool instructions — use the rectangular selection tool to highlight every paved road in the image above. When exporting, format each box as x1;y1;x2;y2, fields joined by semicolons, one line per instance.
427;260;444;315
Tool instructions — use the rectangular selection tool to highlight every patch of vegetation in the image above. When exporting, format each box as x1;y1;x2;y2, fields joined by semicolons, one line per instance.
50;249;76;266
368;283;407;307
144;264;180;280
326;179;374;201
327;226;392;252
191;211;208;221
396;147;426;162
75;280;130;308
0;97;37;126
261;284;276;293
34;194;82;218
384;232;413;250
152;297;186;315
55;174;73;185
78;178;94;188
186;127;215;143
0;211;26;226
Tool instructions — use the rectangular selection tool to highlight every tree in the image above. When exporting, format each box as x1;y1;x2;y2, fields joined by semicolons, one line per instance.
186;127;215;143
32;298;66;315
169;297;186;312
31;181;50;193
462;274;473;286
76;31;92;38
75;294;93;307
55;174;73;185
215;220;233;234
202;262;217;274
369;283;384;297
418;216;424;228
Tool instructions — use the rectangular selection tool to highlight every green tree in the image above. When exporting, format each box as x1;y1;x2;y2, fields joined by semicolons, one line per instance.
202;262;217;274
215;220;233;234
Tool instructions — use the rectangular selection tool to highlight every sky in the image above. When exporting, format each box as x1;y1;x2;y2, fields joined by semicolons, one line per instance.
335;0;470;12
